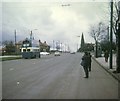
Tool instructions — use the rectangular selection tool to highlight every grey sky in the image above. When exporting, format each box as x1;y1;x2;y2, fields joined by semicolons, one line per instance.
2;1;110;51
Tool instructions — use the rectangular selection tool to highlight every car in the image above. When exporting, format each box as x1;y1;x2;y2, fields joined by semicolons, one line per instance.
54;51;60;56
40;52;50;55
70;52;75;54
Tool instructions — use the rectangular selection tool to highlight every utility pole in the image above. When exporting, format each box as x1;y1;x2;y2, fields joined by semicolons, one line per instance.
15;30;16;45
61;43;62;52
14;30;17;54
30;31;33;46
107;26;109;41
39;40;41;58
53;40;54;50
95;41;98;58
110;0;113;69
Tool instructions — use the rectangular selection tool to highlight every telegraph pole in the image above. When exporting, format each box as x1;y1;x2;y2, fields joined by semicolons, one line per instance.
53;40;54;50
15;30;16;45
110;0;113;69
107;26;109;41
14;30;17;54
61;43;62;52
30;31;33;46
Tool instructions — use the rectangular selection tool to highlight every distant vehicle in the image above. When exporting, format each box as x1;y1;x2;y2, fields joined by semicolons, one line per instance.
54;51;60;56
20;39;40;59
70;52;75;54
40;52;50;55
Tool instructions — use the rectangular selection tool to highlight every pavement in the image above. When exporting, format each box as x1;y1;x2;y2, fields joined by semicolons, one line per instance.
93;54;120;82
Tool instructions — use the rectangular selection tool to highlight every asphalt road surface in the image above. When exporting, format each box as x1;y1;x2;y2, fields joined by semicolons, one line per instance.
2;53;118;99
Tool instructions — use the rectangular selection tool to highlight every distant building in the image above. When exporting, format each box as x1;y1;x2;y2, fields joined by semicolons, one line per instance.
0;45;6;56
79;33;85;52
80;33;85;50
39;40;50;52
0;46;2;55
16;39;50;53
79;33;94;52
15;40;23;54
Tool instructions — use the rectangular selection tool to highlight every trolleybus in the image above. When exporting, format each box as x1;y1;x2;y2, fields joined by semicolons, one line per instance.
21;38;40;59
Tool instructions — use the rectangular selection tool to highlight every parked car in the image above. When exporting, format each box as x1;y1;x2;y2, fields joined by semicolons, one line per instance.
54;51;60;56
70;52;75;54
40;52;50;55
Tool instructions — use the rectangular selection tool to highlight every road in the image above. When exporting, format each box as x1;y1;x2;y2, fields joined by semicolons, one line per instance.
2;53;118;99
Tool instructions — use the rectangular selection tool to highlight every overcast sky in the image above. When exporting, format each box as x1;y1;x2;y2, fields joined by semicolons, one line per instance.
1;1;110;51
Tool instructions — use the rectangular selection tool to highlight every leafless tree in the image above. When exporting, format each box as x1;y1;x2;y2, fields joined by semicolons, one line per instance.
89;22;107;57
112;2;119;36
112;1;120;73
90;22;108;42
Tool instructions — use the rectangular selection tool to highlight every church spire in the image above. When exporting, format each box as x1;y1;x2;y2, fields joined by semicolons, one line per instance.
80;33;85;51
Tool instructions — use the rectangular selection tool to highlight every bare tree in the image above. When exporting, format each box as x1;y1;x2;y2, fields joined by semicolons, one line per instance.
89;22;107;57
100;1;120;73
113;2;119;36
112;1;120;73
2;40;15;54
108;1;120;73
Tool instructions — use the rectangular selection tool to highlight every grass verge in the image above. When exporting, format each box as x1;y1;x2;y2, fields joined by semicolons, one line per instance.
1;57;22;61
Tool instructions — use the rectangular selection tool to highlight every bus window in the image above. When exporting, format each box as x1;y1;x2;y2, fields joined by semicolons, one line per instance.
27;49;30;52
33;49;36;52
23;49;26;52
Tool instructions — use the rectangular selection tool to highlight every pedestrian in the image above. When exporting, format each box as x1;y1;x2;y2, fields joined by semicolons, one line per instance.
104;50;109;62
88;52;92;71
81;52;89;78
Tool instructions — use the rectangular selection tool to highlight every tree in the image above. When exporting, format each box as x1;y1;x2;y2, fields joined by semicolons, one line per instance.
112;2;119;36
100;39;116;52
84;43;94;52
2;40;15;54
111;1;120;73
89;22;107;57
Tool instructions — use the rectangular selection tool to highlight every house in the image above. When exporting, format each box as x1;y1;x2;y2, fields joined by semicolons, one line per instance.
15;39;50;53
39;40;50;52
